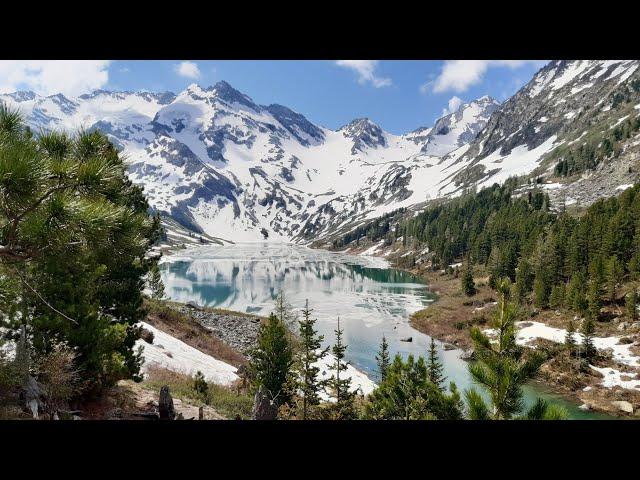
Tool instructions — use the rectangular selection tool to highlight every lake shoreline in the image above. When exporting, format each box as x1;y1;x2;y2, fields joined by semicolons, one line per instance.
324;241;636;418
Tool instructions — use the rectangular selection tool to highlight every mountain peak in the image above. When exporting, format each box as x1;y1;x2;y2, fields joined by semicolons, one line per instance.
340;117;386;152
210;80;257;109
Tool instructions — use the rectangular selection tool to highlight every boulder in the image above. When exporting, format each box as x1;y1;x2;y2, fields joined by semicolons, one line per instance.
460;349;475;361
399;337;412;342
611;400;634;414
617;322;628;331
443;343;456;351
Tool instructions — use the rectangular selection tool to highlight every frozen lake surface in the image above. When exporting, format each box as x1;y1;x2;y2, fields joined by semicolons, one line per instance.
160;242;610;419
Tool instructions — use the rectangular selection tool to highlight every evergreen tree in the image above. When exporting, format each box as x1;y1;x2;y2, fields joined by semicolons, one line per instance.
148;261;165;300
274;291;296;327
327;318;357;419
375;335;391;383
587;280;602;320
465;279;564;419
427;337;446;390
533;274;550;308
0;106;160;391
565;319;576;354
580;318;596;362
514;257;534;304
549;283;565;309
248;313;294;409
461;261;476;296
626;288;638;320
365;354;463;420
193;370;208;399
605;256;624;302
296;299;329;419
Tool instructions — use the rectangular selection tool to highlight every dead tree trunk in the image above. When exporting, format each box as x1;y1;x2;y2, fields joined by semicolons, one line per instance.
158;385;176;420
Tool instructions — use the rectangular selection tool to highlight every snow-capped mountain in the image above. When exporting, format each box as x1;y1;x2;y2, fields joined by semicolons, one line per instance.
8;61;637;245
1;81;498;242
445;60;640;209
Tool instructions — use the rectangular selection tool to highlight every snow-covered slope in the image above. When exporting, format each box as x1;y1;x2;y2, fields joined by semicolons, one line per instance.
1;82;498;242
448;60;640;200
10;62;638;244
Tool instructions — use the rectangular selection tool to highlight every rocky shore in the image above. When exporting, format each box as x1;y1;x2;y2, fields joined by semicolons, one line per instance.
174;302;263;355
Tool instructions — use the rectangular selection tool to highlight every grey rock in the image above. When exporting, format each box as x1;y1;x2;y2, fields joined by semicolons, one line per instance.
611;400;634;414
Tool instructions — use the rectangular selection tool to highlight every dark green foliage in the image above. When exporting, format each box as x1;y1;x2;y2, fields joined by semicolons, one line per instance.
533;275;550;308
0;105;160;392
148;261;165;300
586;280;602;321
580;318;596;362
345;178;640;322
605;256;623;302
514;257;534;304
331;208;406;249
549;283;565;309
465;279;565;419
296;299;328;419
193;370;208;398
427;338;446;390
248;313;294;408
461;261;476;296
565;319;576;353
365;354;463;420
375;335;391;383
326;318;357;419
553;115;640;178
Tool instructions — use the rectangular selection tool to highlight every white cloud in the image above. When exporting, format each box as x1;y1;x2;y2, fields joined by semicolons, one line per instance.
430;60;547;94
335;60;392;88
174;61;201;79
442;96;463;116
0;60;111;97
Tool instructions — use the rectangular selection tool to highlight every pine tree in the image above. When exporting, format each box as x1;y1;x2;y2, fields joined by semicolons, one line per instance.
549;283;565;309
587;279;602;320
249;313;294;409
375;335;391;383
274;291;295;327
365;354;463;420
148;261;165;300
626;288;638;321
461;261;476;296
193;370;208;399
327;318;357;419
296;299;329;419
0;106;161;391
514;257;534;304
427;337;446;390
581;317;596;362
464;278;563;419
605;256;623;302
533;273;550;308
565;319;576;354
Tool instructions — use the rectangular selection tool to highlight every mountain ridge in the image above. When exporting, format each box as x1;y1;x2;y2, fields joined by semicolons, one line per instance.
4;61;638;245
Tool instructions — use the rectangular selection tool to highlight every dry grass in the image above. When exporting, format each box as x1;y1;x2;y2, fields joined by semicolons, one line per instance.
144;299;247;367
144;366;253;419
409;267;495;349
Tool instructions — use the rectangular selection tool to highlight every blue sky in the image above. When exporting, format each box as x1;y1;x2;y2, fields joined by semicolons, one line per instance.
0;60;547;134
